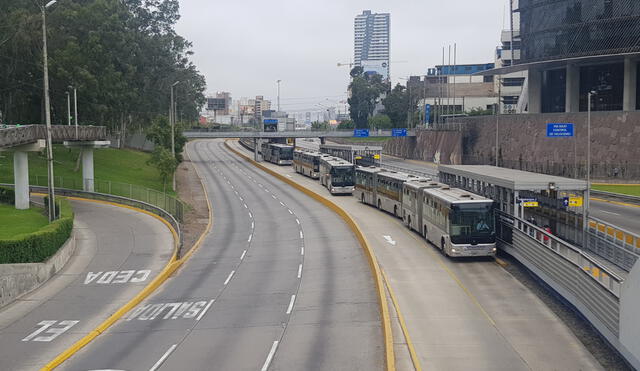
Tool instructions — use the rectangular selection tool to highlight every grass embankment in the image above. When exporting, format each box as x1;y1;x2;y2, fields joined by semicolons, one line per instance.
592;184;640;197
0;204;49;239
0;145;174;195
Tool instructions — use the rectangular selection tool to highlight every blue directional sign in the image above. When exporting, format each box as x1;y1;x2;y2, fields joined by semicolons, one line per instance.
392;128;407;137
353;129;369;138
563;197;569;207
424;104;431;125
263;119;278;124
546;123;574;137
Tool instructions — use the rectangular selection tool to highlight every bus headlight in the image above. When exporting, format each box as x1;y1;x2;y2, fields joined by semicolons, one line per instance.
492;248;497;252
451;248;457;253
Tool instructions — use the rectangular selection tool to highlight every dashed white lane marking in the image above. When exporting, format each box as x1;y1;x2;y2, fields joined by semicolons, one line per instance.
280;201;285;207
149;344;177;371
223;271;235;285
288;209;293;215
296;219;300;225
286;294;296;314
600;210;620;216
271;195;277;199
297;264;302;279
240;250;247;260
248;234;253;243
261;341;279;371
251;221;254;229
239;197;244;202
264;189;270;193
300;247;304;256
243;203;248;209
299;231;304;239
249;212;253;219
195;299;215;321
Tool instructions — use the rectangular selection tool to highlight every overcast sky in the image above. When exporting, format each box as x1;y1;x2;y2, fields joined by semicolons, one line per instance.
175;0;509;113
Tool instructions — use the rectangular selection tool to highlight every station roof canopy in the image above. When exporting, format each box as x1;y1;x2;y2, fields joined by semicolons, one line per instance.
438;165;587;191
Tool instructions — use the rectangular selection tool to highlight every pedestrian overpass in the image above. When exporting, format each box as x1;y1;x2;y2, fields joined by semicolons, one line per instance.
183;129;416;139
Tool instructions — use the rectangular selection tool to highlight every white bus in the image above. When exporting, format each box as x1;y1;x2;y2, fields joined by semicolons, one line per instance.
354;166;383;205
355;168;426;218
261;142;293;165
421;185;496;257
401;179;441;233
319;157;355;195
293;149;326;179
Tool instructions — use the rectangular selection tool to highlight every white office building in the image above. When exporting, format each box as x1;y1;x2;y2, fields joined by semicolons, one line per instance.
354;10;390;80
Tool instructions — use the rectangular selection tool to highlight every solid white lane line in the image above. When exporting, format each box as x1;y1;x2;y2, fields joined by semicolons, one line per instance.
223;271;235;285
240;250;247;260
248;234;253;243
296;219;300;225
299;231;304;239
196;299;215;321
261;341;279;371
286;294;296;314
297;264;302;279
288;209;293;215
149;344;177;371
300;247;304;256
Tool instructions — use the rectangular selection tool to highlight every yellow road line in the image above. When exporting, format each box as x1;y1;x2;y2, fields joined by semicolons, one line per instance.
495;257;509;268
592;183;640;186
225;140;396;371
41;143;214;370
381;269;422;371
591;197;640;209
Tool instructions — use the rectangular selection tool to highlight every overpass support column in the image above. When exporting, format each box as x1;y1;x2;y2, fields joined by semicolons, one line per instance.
63;140;110;192
566;64;580;112
624;56;637;111
528;67;542;114
0;140;46;210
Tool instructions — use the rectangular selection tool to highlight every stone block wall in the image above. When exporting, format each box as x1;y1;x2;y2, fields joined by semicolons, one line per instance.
384;129;463;164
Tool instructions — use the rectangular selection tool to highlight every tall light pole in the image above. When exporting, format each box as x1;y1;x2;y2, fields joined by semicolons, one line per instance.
66;91;71;125
42;0;58;222
585;90;597;233
170;81;180;158
277;80;282;112
73;86;78;138
495;77;501;167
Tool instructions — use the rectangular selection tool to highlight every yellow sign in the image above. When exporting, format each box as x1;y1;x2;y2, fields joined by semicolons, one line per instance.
569;197;583;207
373;154;381;159
355;156;363;160
522;201;539;207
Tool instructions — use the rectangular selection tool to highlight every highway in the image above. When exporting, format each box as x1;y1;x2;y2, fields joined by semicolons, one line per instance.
60;139;381;370
230;139;603;370
0;200;173;371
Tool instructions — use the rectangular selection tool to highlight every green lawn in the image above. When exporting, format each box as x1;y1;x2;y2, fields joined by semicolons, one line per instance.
0;203;49;239
592;184;640;197
0;145;174;195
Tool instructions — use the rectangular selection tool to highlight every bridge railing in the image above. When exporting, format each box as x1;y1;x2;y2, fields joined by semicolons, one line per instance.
0;125;107;148
184;129;416;138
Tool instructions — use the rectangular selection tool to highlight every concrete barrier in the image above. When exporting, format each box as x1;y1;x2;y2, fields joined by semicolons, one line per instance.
0;234;75;309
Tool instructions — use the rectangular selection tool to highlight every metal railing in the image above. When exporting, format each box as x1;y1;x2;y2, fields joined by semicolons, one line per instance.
587;217;640;271
0;125;107;148
17;175;183;223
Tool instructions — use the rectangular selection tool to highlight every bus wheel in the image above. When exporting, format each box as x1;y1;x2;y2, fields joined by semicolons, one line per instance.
393;206;397;217
407;215;411;227
441;238;447;256
361;193;365;203
377;199;382;210
423;226;427;239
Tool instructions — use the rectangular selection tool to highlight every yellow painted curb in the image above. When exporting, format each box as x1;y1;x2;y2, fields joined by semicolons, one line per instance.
40;144;214;370
225;140;396;371
382;270;422;371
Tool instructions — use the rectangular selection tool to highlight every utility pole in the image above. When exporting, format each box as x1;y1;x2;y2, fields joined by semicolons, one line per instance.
42;0;57;222
73;86;78;138
277;80;282;112
170;81;180;158
496;77;501;167
585;91;596;235
66;91;71;126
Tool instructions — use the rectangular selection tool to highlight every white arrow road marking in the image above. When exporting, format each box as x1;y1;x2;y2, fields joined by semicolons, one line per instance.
383;235;397;246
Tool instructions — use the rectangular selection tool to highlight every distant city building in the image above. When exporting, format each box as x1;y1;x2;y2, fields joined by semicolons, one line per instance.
206;91;232;115
253;96;271;120
494;30;526;114
354;10;390;80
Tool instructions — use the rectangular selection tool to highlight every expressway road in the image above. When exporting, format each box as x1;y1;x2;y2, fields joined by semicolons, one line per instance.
231;139;603;370
0;200;173;371
60;139;381;371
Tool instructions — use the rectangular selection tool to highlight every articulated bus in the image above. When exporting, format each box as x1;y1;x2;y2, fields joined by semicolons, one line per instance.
293;149;326;179
401;179;442;233
261;142;293;165
421;185;496;257
319;157;355;195
355;167;427;218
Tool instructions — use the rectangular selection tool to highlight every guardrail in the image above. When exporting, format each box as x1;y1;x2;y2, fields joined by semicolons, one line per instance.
587;217;640;271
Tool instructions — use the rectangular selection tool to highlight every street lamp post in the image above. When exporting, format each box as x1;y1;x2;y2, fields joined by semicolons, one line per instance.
585;90;596;234
42;0;58;222
66;91;71;126
170;81;180;158
277;80;282;112
73;86;78;138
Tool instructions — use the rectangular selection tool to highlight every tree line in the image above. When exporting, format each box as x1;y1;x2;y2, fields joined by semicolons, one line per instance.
0;0;206;136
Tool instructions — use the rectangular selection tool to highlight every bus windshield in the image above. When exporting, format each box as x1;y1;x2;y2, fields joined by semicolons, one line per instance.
280;147;293;160
449;202;495;244
331;167;354;186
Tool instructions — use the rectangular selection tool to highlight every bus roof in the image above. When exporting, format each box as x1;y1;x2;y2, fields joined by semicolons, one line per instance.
320;143;383;151
423;185;492;206
377;170;426;183
356;166;383;174
403;179;438;191
321;156;353;167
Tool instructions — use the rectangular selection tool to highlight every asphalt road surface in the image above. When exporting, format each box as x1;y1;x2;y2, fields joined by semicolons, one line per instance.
60;139;381;371
231;139;603;371
0;200;173;371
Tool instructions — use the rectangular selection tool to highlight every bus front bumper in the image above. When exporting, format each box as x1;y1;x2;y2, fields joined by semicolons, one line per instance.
449;244;497;257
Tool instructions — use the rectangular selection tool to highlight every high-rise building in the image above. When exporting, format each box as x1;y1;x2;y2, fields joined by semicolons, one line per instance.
354;10;390;80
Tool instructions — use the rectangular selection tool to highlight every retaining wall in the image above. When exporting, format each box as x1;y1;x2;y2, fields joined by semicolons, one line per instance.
383;129;463;164
0;234;75;309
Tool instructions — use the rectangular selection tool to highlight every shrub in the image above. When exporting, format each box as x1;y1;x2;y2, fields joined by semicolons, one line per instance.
0;198;74;264
0;187;15;204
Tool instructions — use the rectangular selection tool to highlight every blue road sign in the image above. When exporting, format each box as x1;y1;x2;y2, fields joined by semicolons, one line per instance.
562;197;569;207
263;119;278;124
546;123;574;137
424;104;431;124
354;129;369;138
391;128;407;137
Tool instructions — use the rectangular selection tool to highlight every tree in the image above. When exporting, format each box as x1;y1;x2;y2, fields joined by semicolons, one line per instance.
148;147;177;192
347;67;388;128
145;115;186;162
382;84;410;128
466;107;494;116
311;121;330;130
337;120;354;130
368;114;392;130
